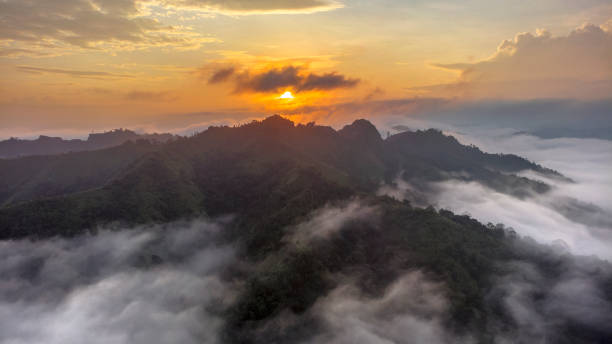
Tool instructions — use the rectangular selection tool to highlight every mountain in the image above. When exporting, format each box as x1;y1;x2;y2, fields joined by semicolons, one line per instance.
2;116;608;343
0;115;560;240
0;128;175;158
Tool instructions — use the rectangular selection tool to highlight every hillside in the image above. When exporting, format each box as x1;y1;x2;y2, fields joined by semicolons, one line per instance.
0;115;560;240
0;116;610;343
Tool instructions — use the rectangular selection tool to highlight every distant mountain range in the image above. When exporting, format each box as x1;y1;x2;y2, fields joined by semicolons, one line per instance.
0;128;175;158
1;115;609;343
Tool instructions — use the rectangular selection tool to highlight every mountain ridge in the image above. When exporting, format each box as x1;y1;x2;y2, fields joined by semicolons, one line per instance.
0;115;563;240
0;128;175;158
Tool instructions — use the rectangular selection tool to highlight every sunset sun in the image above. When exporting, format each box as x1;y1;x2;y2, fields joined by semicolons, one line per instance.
279;91;294;100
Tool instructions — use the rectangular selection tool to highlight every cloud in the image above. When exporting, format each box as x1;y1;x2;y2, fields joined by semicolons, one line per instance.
234;66;303;93
0;219;237;344
0;0;341;56
0;0;217;55
306;271;472;344
208;67;236;84
373;118;612;259
298;72;360;91
288;201;379;244
427;179;612;259
489;256;612;342
279;98;612;141
209;65;360;93
161;0;343;15
428;21;612;99
16;65;133;79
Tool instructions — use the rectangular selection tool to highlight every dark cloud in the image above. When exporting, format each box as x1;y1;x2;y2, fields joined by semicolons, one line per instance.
298;72;360;91
208;67;236;84
235;66;303;93
16;65;133;79
209;65;360;93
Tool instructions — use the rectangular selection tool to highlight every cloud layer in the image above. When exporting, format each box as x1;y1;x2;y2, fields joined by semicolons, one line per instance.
0;0;342;56
0;219;236;344
375;114;612;259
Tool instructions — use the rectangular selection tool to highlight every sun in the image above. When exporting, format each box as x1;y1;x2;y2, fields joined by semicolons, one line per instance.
279;91;294;100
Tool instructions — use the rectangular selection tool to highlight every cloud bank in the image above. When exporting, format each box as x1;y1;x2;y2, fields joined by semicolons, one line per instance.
375;114;612;259
0;219;236;344
281;200;612;343
429;21;612;99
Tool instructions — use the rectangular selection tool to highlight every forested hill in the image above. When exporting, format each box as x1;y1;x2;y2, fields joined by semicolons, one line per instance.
0;128;175;158
1;115;560;239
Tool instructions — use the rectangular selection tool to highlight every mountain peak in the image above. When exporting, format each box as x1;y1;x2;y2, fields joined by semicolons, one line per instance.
339;119;382;143
261;115;295;129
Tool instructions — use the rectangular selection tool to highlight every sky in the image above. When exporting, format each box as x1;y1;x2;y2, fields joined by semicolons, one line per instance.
0;0;611;136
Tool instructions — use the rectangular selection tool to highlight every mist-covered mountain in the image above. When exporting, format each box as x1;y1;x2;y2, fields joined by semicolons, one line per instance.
0;128;175;158
0;115;560;238
0;115;610;344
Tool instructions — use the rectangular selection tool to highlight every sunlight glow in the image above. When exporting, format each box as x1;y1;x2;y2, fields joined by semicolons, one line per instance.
279;91;294;99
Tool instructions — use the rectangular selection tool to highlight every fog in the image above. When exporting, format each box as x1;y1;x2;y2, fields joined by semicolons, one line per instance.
306;271;473;344
487;244;612;343
438;132;612;259
282;199;612;343
374;113;612;260
0;220;237;344
288;200;379;245
1;201;611;343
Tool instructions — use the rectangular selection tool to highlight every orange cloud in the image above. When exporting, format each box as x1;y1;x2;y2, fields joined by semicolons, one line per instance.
427;21;612;99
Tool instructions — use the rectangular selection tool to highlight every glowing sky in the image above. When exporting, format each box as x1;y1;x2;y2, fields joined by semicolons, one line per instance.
0;0;611;136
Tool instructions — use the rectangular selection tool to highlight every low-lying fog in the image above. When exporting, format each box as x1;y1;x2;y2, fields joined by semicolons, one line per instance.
376;115;612;259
